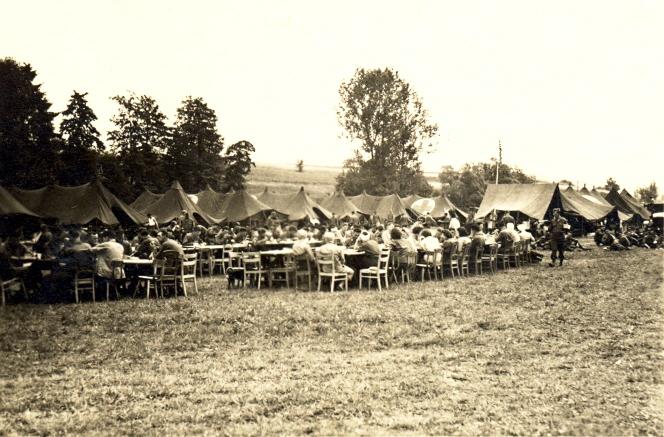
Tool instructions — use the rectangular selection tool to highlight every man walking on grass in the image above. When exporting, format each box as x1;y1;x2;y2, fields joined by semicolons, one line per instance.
549;208;568;267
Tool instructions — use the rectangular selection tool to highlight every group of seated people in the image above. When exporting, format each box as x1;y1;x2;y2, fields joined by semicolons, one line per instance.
593;225;662;251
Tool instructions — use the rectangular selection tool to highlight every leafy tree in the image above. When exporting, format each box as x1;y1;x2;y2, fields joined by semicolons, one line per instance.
222;140;255;191
438;161;536;209
0;58;60;187
58;91;104;185
604;177;620;192
107;93;170;196
635;182;658;204
336;68;438;196
167;96;224;192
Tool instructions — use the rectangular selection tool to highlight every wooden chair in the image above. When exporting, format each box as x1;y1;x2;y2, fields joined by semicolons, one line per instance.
481;244;499;274
1;276;28;306
520;240;531;265
179;253;198;296
442;245;460;278
470;245;484;275
459;244;471;277
508;241;521;268
99;259;125;301
197;248;214;278
496;243;512;270
416;250;439;281
268;253;296;288
74;268;96;303
157;252;181;297
294;254;313;291
135;259;161;299
315;252;348;292
359;249;390;291
241;252;268;289
210;247;226;275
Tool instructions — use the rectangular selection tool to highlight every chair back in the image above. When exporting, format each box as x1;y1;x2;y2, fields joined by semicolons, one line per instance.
110;259;125;280
460;244;471;264
241;252;262;270
490;244;499;258
378;248;390;269
315;252;336;275
474;244;485;261
295;254;311;273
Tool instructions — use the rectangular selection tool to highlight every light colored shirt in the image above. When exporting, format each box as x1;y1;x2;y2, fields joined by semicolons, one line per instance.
91;241;124;279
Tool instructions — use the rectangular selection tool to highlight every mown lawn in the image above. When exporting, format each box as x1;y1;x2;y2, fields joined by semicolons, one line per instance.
1;247;662;435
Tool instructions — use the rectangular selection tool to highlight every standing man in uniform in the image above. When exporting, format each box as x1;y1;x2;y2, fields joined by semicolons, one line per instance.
548;208;568;267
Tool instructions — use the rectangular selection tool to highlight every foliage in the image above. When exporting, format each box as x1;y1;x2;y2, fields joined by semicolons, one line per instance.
438;161;537;208
167;96;224;192
107;93;170;196
336;68;437;196
636;182;658;204
604;177;620;192
223;140;255;191
0;58;60;188
58;91;104;185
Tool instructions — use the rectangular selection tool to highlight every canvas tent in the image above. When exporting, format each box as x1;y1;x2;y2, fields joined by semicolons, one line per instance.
401;194;423;208
476;183;561;220
604;187;650;221
0;186;39;217
11;180;146;226
348;191;382;215
219;190;272;222
276;187;331;222
193;185;227;219
144;181;220;225
559;188;617;221
256;187;292;215
130;189;162;212
430;194;468;219
374;194;411;220
319;192;357;218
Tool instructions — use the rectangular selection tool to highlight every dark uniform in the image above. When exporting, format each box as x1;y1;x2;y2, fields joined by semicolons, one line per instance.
549;213;568;265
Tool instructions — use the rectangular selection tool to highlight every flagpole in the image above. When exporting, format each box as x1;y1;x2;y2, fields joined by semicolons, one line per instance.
495;140;502;184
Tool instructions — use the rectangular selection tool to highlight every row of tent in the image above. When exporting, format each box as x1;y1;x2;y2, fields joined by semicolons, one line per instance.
0;179;652;227
476;184;651;222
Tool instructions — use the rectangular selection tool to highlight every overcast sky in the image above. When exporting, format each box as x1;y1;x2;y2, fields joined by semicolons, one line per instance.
4;0;663;193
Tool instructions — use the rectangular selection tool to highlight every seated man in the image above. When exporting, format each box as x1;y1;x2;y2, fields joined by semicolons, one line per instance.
292;229;315;262
456;228;472;252
468;223;486;262
133;229;160;259
354;230;381;270
182;226;203;245
156;233;185;260
496;226;515;253
90;230;125;281
318;232;354;281
389;227;417;276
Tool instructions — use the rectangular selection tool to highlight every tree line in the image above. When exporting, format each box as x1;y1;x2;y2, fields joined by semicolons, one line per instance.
0;58;255;201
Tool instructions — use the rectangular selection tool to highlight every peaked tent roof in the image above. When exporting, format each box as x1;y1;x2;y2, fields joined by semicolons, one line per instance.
10;186;49;213
565;186;575;192
0;186;40;217
130;189;163;212
12;180;146;225
579;186;591;195
320;191;357;218
588;188;613;207
348;191;382;215
256;187;292;215
559;188;617;221
144;181;220;225
374;194;410;220
193;185;227;219
401;194;423;208
220;190;272;222
476;183;560;220
430;195;468;219
605;188;650;220
282;187;332;221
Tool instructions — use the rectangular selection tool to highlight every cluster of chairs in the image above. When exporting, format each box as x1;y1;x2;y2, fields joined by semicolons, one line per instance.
392;240;532;285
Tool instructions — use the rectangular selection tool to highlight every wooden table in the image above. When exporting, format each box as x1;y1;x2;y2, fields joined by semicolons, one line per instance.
122;258;153;265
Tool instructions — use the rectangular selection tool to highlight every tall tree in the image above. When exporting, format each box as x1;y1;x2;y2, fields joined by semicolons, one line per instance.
58;91;104;185
635;182;658;204
222;140;255;191
167;96;224;192
0;58;60;187
604;177;620;192
107;93;169;196
336;67;438;195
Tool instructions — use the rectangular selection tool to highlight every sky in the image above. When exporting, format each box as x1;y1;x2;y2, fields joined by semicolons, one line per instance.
3;0;663;193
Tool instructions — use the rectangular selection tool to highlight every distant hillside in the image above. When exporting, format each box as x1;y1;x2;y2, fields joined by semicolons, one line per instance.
247;163;442;195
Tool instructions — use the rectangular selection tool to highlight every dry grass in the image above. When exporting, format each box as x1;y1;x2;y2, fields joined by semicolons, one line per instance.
1;247;663;435
247;165;339;196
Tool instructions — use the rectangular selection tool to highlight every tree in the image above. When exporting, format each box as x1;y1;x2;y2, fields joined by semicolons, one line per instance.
296;160;304;173
167;96;224;192
222;140;255;191
58;91;104;185
604;178;620;192
0;58;60;187
636;182;658;204
107;93;170;196
438;161;536;209
336;68;438;195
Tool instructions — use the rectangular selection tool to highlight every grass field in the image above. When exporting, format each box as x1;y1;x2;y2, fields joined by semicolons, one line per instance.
1;246;662;435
